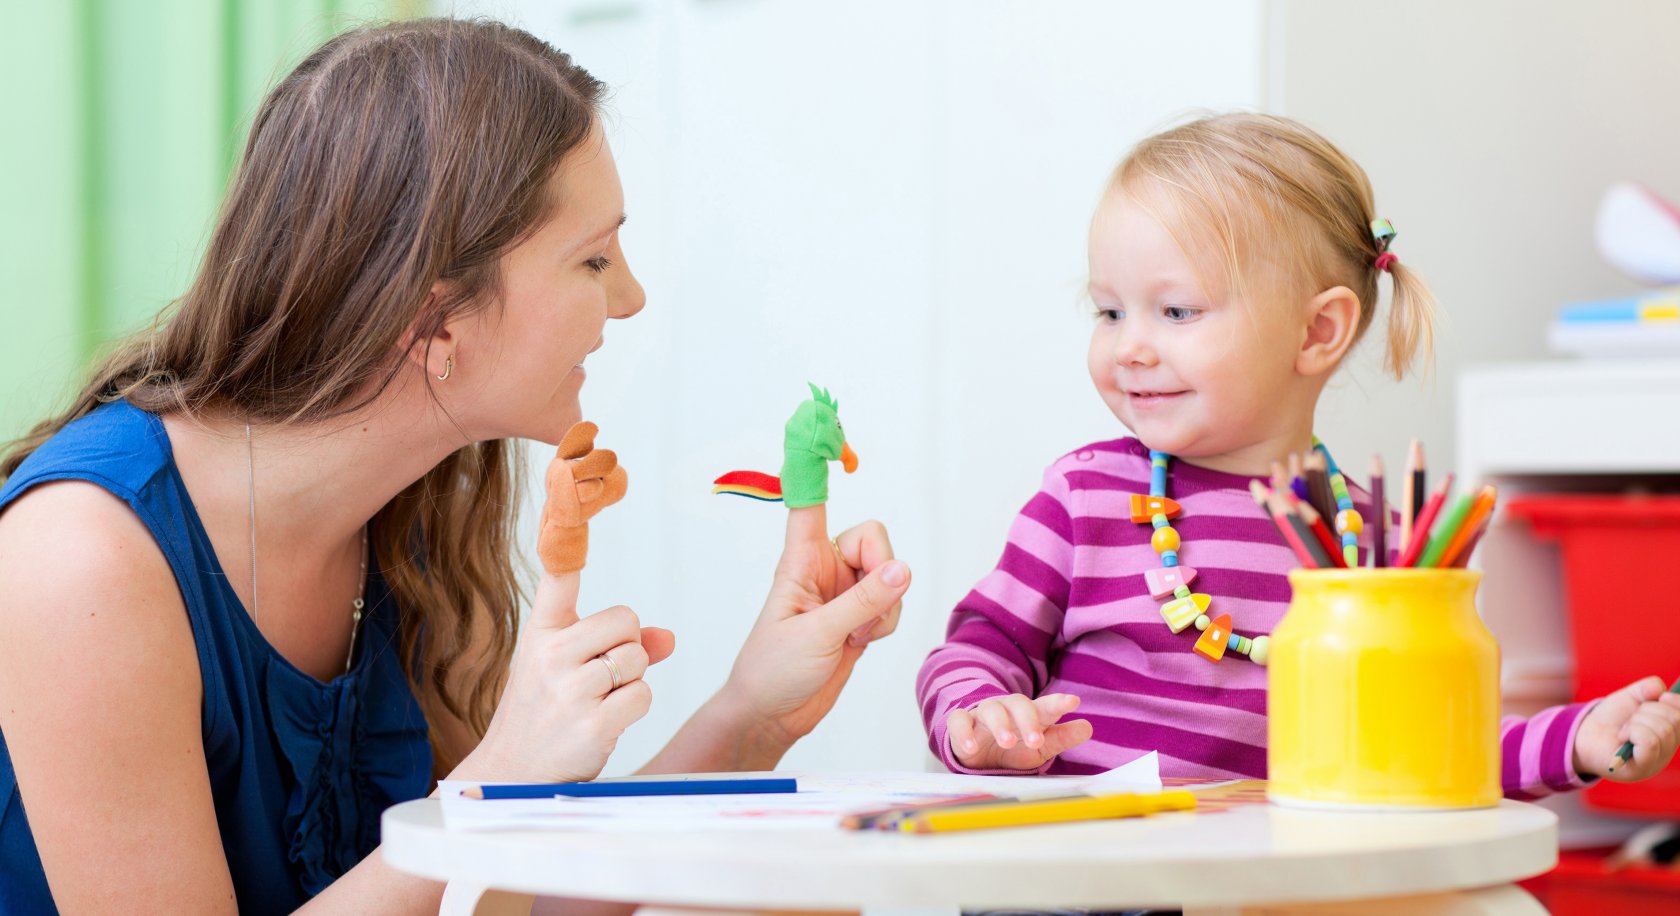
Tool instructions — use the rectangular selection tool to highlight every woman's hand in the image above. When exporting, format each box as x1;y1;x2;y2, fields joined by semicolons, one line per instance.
460;419;673;783
463;572;675;783
1573;676;1680;781
714;503;912;758
946;693;1092;771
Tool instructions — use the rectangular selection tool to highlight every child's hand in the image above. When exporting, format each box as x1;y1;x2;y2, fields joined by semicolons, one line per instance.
1573;676;1680;781
946;693;1092;771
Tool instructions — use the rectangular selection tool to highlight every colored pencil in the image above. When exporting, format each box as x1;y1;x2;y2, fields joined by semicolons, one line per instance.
896;790;1197;833
1450;526;1489;569
1278;491;1334;569
1435;485;1498;568
1416;492;1477;569
1305;451;1337;522
1252;481;1320;568
1410;441;1428;522
1270;463;1292;508
1370;454;1388;568
1313;446;1360;569
463;777;799;800
1400;439;1422;550
1287;453;1309;504
1397;473;1454;568
1292;497;1349;568
841;793;1003;830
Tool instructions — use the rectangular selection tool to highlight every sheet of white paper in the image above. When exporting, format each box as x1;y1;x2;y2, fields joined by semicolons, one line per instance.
438;752;1161;832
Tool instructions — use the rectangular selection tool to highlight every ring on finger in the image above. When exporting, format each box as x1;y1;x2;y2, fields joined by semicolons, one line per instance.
597;652;623;692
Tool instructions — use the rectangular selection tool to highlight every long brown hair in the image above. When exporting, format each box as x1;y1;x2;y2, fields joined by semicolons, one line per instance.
1115;113;1436;380
1;18;606;766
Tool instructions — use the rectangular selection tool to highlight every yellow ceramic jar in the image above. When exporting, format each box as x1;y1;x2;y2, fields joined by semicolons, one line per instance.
1268;568;1501;809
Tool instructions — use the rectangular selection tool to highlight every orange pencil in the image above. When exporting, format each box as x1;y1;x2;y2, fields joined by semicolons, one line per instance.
1397;472;1454;568
1439;486;1498;568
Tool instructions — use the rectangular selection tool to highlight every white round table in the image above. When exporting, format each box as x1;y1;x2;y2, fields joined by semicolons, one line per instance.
382;782;1559;916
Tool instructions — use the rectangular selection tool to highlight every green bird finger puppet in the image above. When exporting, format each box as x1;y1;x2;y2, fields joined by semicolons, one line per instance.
713;383;858;508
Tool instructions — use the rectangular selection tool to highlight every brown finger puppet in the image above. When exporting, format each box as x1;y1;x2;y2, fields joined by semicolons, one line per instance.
538;421;629;574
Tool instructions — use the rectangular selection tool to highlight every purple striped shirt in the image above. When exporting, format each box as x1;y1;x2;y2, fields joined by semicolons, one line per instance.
917;437;1595;797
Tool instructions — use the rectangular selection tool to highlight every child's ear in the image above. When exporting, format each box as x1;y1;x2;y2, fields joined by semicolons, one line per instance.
1296;285;1362;378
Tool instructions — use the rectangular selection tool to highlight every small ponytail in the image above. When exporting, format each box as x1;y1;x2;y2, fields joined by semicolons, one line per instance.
1380;258;1437;380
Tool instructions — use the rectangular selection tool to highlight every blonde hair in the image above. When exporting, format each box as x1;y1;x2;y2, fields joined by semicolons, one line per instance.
1113;112;1435;379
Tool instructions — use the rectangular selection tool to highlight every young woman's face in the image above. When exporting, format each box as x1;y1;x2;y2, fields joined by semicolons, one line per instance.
454;126;645;445
1085;186;1304;464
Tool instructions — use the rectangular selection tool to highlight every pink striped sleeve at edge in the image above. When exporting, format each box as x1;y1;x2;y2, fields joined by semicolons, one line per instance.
1500;701;1600;800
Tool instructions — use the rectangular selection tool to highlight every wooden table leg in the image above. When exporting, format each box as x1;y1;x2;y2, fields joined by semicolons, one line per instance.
633;908;863;916
438;881;537;916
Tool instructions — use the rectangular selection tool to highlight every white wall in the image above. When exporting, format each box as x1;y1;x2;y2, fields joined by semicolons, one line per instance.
446;0;1266;772
1277;0;1680;487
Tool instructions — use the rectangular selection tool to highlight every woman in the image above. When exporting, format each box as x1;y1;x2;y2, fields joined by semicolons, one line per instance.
0;18;910;913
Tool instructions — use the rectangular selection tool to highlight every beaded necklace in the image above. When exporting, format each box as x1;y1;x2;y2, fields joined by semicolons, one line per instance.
1314;438;1362;567
1135;441;1358;665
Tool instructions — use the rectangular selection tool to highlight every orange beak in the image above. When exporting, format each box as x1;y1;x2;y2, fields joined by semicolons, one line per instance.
840;442;859;474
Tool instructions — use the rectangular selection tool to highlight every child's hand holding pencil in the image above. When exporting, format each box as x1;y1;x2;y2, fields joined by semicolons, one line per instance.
1572;676;1680;781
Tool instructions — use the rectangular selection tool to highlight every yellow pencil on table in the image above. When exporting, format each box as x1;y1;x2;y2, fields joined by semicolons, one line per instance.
896;790;1196;834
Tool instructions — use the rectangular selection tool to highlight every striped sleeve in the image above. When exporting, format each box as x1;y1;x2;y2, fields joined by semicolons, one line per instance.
1500;701;1599;800
916;464;1076;774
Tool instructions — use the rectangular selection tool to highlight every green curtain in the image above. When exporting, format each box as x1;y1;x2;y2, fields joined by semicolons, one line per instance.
0;0;417;441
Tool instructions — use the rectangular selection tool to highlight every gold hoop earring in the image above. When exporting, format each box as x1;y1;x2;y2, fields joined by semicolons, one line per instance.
436;356;453;381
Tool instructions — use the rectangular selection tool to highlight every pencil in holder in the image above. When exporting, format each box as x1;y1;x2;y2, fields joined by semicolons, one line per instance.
1268;568;1501;810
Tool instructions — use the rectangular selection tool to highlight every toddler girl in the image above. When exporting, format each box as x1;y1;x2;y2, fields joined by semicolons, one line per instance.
916;113;1680;797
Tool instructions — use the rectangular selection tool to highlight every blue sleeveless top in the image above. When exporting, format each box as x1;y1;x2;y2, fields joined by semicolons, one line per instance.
0;401;432;913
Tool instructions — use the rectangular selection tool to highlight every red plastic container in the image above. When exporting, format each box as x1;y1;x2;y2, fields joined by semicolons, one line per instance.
1505;494;1680;816
1519;847;1680;914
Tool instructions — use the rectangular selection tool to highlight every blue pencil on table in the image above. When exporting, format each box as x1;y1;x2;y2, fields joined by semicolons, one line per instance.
463;777;799;800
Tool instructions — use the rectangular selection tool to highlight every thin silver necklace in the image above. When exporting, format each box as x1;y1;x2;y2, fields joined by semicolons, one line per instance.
246;421;368;674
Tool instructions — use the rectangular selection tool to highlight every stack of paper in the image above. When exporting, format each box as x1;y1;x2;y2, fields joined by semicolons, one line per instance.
438;752;1162;832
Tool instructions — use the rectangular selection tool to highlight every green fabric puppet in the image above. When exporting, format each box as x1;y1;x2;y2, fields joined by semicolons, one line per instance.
712;383;858;508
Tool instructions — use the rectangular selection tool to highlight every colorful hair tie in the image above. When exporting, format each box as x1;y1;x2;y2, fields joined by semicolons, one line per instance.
1371;218;1397;250
1370;218;1397;273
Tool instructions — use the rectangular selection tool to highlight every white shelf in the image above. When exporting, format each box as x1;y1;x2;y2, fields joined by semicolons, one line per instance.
1457;359;1680;483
